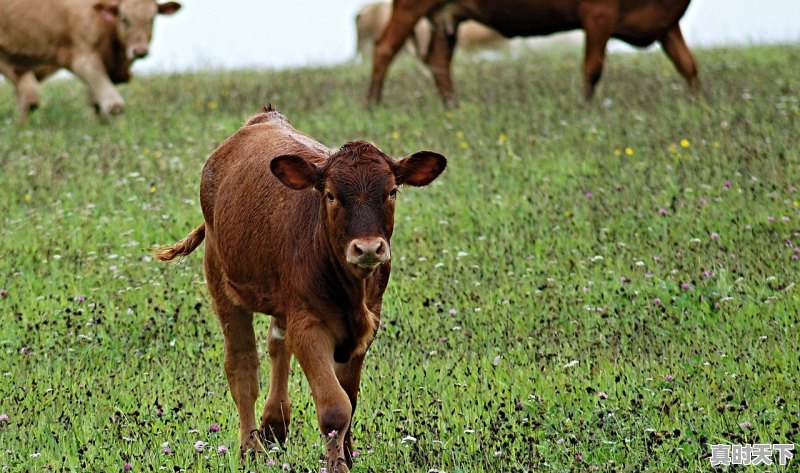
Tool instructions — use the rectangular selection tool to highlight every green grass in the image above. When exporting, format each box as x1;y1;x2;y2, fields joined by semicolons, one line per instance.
1;44;799;472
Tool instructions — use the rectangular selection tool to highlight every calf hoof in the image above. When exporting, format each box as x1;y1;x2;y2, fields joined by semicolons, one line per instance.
239;429;267;458
330;457;350;473
260;420;288;446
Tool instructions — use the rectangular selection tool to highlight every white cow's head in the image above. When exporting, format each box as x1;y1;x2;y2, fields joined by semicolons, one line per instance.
94;0;181;60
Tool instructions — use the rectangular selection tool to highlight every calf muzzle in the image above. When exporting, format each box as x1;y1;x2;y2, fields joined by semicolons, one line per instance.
346;237;390;268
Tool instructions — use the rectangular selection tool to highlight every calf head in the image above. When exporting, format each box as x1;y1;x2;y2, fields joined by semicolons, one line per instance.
94;0;181;60
271;141;446;279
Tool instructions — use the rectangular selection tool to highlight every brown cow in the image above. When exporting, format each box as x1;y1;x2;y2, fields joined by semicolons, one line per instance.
366;0;700;104
0;0;181;119
157;106;447;472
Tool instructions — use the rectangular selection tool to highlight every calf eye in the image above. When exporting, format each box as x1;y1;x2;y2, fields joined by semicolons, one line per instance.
388;188;398;200
326;191;335;202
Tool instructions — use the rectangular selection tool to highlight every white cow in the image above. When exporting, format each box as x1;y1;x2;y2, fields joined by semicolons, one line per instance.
0;0;181;119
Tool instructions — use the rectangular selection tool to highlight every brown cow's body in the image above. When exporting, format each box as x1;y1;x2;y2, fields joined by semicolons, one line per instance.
0;0;180;119
367;0;699;103
158;107;446;472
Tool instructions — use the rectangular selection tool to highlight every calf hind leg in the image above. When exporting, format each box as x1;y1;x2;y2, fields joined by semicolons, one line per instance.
260;318;292;445
216;302;262;455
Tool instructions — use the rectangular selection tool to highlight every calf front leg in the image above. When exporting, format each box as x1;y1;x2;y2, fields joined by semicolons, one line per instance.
335;354;366;469
288;321;352;473
70;53;124;115
260;318;292;444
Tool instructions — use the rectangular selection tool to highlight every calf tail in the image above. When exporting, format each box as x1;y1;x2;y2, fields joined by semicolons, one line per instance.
156;223;206;261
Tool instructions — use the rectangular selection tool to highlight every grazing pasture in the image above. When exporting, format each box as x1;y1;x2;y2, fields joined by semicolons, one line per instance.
1;45;799;472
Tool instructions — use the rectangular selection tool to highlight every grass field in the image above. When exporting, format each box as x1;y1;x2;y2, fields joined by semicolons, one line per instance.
1;44;799;472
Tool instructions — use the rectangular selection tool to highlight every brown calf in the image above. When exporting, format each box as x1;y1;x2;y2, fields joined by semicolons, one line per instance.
157;106;447;472
367;0;700;104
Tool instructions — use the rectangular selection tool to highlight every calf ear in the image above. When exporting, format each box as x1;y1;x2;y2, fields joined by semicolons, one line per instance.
270;155;319;190
93;1;119;22
396;151;447;187
157;2;182;15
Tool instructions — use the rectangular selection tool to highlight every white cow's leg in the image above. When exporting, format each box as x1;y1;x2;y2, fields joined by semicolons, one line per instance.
0;61;41;121
71;54;124;115
17;72;42;118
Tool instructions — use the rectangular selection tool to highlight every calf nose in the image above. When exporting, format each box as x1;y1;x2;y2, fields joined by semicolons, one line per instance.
132;47;149;58
346;237;390;268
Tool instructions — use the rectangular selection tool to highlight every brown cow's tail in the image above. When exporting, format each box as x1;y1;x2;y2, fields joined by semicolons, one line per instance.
156;223;206;261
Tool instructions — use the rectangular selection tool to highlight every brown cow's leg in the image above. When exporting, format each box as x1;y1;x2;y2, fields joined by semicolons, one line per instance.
367;0;437;105
260;318;291;445
580;9;615;102
335;354;366;469
659;25;700;89
424;23;459;104
288;323;352;473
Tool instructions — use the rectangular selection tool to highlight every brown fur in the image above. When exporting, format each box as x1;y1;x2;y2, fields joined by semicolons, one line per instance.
158;107;446;472
366;0;700;104
0;0;181;119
